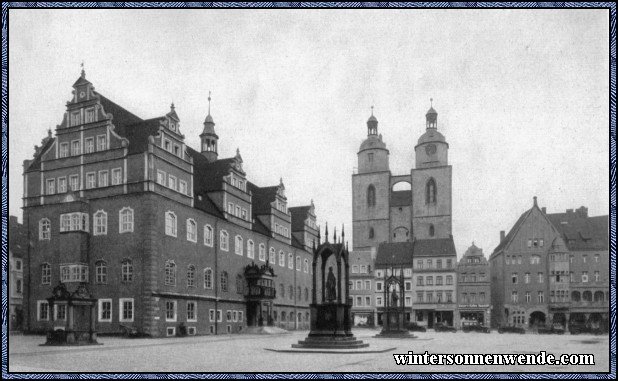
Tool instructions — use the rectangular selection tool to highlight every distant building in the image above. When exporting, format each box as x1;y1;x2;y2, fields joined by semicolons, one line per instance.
489;198;608;330
9;215;27;332
457;243;491;326
350;103;458;328
22;70;320;336
374;242;414;325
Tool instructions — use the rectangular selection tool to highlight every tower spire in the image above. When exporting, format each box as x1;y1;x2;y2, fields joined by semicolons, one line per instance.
208;91;212;115
80;61;85;78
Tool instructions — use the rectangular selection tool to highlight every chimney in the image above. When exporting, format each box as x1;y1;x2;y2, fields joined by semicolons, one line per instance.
500;230;505;242
577;206;588;218
541;207;546;214
533;196;538;207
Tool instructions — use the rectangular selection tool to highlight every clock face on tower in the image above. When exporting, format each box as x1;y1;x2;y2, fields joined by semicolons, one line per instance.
425;144;437;155
79;91;86;99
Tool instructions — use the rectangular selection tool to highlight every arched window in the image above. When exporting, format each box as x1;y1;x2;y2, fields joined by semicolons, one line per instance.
165;211;177;237
367;185;376;207
247;240;254;259
259;243;266;261
187;265;196;287
220;271;228;292
95;260;107;284
582;291;592;302
594;291;604;302
220;230;229;251
296;256;301;271
305;287;309;301
186;219;197;242
235;235;243;255
119;207;134;233
571;290;580;302
204;225;213;246
280;283;285;298
204;268;213;289
269;248;276;264
297;286;301;300
429;224;435;237
93;211;107;235
279;251;285;267
369;227;375;239
303;258;309;273
288;285;294;299
425;178;437;204
122;258;133;282
165;260;176;286
39;218;51;240
236;274;244;294
288;253;294;269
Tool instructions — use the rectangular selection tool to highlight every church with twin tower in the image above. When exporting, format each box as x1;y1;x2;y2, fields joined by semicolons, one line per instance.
350;102;458;328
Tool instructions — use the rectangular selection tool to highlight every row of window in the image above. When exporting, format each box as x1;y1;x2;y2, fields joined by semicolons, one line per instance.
162;138;183;158
68;107;98;127
229;174;246;192
278;284;310;301
526;238;545;248
37;298;134;323
39;208;134;239
163;212;310;273
458;273;486;283
459;292;487;304
226;202;249;221
374;268;413;278
506;255;541;265
273;222;289;238
40;259;134;285
416;290;454;303
511;272;544;284
156;170;189;196
511;291;545;303
58;134;106;158
510;271;602;284
46;168;123;195
416;275;454;286
416;258;453;270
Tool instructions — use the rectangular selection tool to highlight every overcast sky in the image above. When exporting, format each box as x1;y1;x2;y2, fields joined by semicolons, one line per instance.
8;8;610;258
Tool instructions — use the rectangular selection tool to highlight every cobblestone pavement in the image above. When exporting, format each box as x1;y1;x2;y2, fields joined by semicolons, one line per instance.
7;328;612;373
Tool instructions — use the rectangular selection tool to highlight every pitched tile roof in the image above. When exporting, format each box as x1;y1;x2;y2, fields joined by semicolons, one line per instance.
375;242;414;267
413;237;457;257
97;93;143;129
248;182;278;215
546;213;608;251
491;208;532;257
289;205;311;231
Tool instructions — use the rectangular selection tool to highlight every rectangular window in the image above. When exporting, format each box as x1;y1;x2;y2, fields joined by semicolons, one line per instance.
86;108;95;123
376;281;383;291
71;140;81;156
59;142;69;158
98;170;108;187
37;301;50;321
404;268;412;277
46;179;55;195
365;296;371;306
165;301;177;322
405;281;411;291
97;135;107;151
209;309;215;323
356;280;361;290
511;291;518;303
53;303;67;320
226;310;232;322
582;272;588;283
228;203;234;214
119;298;134;322
55;177;67;194
594;271;599;282
86;172;96;189
538;272;544;283
179;180;188;195
356;296;362;306
417;292;423;303
242;209;247;220
111;168;122;185
239;311;243;322
512;273;518;284
365;280;371;290
352;266;358;273
376;296;383;306
168;175;177;190
157;170;166;185
360;265;367;273
236;205;241;217
99;299;112;322
417;276;423;286
69;175;79;191
426;277;433;286
85;137;94;154
187;301;197;322
70;111;81;126
538;291;544;303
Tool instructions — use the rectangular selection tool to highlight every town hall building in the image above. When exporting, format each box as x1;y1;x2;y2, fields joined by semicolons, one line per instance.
21;69;319;337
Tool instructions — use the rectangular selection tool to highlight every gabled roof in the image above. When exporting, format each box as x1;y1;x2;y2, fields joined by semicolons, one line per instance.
97;93;143;129
491;208;532;257
248;182;279;215
289;205;311;231
193;192;224;219
291;234;305;250
193;156;237;192
251;216;271;237
546;213;608;251
26;136;56;171
390;190;411;207
413;237;456;257
375;242;414;267
121;118;162;154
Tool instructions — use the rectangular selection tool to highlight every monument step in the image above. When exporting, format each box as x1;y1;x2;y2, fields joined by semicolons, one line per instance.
292;341;370;349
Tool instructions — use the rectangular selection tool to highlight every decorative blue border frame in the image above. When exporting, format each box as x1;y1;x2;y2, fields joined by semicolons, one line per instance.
1;2;615;379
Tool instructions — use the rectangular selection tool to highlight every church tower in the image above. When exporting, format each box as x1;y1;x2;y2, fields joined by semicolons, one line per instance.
352;109;391;250
200;92;218;162
411;100;452;240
